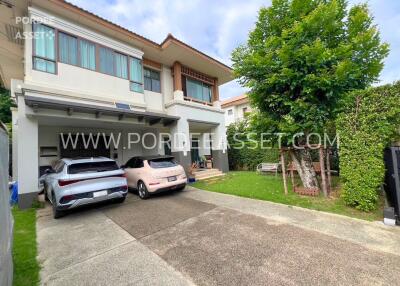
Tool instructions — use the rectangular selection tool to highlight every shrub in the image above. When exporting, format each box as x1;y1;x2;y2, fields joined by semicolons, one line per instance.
228;143;280;171
227;120;280;170
337;83;400;211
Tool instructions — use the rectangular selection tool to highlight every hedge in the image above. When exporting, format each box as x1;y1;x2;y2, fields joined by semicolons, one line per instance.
337;83;400;211
228;142;280;171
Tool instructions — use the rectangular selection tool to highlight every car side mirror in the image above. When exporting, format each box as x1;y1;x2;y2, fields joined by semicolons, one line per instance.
120;165;126;169
45;168;54;174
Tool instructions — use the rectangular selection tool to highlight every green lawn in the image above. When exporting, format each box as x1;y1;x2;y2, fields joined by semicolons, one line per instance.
192;171;383;221
12;207;40;286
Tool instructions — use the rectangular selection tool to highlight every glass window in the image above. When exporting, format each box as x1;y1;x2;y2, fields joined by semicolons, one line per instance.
186;78;212;103
202;84;212;102
130;82;143;93
53;160;65;173
127;158;144;168
58;32;78;65
125;158;136;168
79;39;96;70
33;23;56;73
148;158;177;169
68;161;119;174
144;68;161;93
129;57;143;93
115;53;128;79
228;109;233;115
99;46;114;75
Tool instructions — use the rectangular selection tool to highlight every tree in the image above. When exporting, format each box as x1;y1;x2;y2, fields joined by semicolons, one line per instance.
0;87;13;124
232;0;389;188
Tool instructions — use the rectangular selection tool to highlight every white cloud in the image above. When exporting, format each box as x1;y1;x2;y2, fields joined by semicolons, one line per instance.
68;0;400;97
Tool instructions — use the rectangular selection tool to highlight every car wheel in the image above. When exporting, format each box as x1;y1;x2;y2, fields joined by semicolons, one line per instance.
137;181;149;200
51;192;64;219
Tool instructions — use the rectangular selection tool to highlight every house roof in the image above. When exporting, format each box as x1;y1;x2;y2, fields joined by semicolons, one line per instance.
221;94;249;108
44;0;233;83
0;0;233;88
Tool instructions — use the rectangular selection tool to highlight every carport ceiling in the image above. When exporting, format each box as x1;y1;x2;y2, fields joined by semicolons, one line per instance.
188;119;219;133
24;95;179;127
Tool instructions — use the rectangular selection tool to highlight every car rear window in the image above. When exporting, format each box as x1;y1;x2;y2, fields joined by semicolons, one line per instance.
68;161;119;174
148;158;177;169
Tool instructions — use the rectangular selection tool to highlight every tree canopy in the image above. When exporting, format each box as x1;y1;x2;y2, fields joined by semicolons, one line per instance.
232;0;389;144
0;87;13;124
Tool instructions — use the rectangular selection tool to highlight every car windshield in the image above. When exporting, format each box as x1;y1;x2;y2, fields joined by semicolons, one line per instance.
68;161;119;174
148;158;177;169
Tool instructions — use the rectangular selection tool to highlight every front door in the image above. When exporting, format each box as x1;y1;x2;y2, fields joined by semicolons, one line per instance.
191;139;200;163
164;137;172;156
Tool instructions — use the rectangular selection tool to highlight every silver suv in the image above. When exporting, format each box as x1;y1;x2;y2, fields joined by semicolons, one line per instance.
41;157;127;218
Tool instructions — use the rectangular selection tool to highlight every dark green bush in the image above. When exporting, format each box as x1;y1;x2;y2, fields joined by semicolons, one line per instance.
228;143;280;171
227;120;280;170
337;83;400;211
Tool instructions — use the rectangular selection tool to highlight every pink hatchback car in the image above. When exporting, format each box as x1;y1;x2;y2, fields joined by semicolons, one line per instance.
122;155;187;199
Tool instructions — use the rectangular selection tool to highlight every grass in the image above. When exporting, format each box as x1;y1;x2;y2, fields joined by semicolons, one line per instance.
12;206;40;286
192;171;383;221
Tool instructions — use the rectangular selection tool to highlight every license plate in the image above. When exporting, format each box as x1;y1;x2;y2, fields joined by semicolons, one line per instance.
168;176;177;182
93;190;108;198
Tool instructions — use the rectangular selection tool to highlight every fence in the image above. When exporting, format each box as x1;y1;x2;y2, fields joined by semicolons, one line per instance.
0;122;13;286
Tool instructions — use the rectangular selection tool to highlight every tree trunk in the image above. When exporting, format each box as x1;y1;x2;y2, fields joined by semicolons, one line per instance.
289;149;319;189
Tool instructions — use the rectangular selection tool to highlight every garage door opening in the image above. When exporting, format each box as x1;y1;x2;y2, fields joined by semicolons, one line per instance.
59;134;111;158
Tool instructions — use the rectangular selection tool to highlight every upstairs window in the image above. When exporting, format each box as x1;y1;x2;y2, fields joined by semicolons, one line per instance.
186;78;212;103
99;47;129;79
99;46;114;76
33;23;56;73
144;68;161;93
79;39;96;70
129;57;143;93
228;109;233;115
58;32;78;65
115;53;128;79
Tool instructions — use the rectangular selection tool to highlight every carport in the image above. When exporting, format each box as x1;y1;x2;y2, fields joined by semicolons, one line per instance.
12;89;179;208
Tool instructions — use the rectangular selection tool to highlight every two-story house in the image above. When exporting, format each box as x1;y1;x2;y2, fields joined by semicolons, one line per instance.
1;0;232;208
221;94;251;126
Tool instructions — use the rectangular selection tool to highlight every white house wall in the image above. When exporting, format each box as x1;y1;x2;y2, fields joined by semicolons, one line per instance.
38;126;163;167
166;102;227;153
223;102;251;126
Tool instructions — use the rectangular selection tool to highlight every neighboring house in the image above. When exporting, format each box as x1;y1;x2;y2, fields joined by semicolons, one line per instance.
221;94;251;126
0;0;232;208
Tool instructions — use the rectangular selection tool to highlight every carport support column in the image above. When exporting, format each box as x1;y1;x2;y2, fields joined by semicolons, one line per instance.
211;124;229;173
170;118;191;174
17;95;39;209
11;108;18;181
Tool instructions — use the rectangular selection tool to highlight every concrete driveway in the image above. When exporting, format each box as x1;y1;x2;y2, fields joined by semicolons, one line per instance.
37;187;400;286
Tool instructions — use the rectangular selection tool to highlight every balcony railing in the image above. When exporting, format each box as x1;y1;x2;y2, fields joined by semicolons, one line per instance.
183;96;213;106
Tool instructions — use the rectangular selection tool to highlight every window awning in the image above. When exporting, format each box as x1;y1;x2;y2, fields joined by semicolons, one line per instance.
24;95;179;126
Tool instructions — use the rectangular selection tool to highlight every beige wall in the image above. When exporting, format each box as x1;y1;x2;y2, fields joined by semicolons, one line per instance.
223;102;251;126
25;7;174;112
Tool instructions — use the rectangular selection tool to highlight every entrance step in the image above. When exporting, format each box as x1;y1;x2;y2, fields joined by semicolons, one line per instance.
193;169;225;180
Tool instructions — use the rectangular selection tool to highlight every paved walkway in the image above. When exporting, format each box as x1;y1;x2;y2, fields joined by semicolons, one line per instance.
37;188;400;286
37;196;193;286
184;186;400;255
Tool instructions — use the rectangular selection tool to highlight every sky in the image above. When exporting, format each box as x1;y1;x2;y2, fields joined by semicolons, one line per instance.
69;0;400;100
